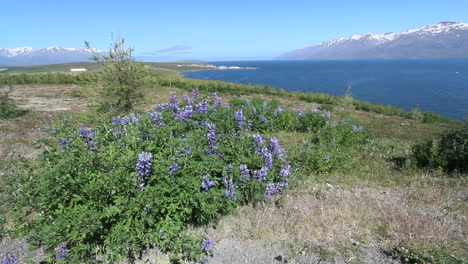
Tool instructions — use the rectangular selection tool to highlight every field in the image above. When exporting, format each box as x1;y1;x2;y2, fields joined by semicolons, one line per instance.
0;69;466;263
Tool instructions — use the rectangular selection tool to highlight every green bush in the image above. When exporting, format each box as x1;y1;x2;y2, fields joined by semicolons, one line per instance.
411;126;467;173
319;104;334;112
0;84;27;119
291;119;367;173
391;246;465;264
4;90;351;262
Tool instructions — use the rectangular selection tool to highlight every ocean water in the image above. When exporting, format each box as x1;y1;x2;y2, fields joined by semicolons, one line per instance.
183;60;468;120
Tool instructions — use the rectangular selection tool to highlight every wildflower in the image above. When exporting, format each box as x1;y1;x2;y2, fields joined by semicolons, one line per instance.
201;235;214;253
0;253;18;264
247;120;253;131
169;91;179;110
174;105;193;120
252;134;264;151
149;111;165;127
274;106;283;116
262;101;268;111
200;174;215;191
112;116;123;125
212;92;223;107
239;164;250;182
264;152;273;169
182;92;193;105
234;109;246;129
192;88;200;99
253;167;268;181
351;125;364;133
55;245;71;261
176;146;192;156
251;107;257;114
154;103;169;111
78;126;94;144
279;163;291;179
59;139;71;149
168;163;180;176
136;152;152;190
259;115;268;125
264;183;277;199
276;181;288;193
296;110;305;120
269;137;284;155
224;178;237;200
195;101;209;114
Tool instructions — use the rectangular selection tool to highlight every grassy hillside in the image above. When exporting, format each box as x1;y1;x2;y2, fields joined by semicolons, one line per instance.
0;61;218;74
0;69;466;263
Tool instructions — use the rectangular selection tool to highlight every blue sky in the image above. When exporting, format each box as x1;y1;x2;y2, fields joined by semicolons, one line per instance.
2;0;467;61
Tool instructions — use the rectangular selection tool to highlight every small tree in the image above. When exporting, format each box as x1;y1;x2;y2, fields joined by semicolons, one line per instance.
0;77;27;119
85;35;146;115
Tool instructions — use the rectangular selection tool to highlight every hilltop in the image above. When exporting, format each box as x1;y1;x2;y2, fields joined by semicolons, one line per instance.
280;22;468;59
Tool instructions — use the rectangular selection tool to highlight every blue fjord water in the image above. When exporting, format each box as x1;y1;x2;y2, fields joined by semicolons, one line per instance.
183;60;468;120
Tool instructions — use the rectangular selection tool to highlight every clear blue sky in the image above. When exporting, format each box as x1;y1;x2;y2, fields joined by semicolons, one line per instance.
2;0;467;61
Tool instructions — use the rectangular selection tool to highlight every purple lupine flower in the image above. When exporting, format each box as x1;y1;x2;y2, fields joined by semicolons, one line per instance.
311;108;320;113
154;103;169;111
112;116;123;125
174;105;193;120
251;107;257;115
276;181;288;193
247;120;253;131
168;163;180;176
296;110;305;120
195;101;209;114
252;134;264;152
259;115;268;125
264;152;273;169
176;146;192;156
169;91;179;110
136;152;152;190
59;139;72;150
200;174;215;191
274;106;283;116
201;235;214;253
326;120;337;127
78;126;94;144
0;253;18;264
192;88;200;99
212;92;223;107
55;245;71;261
182;92;193;105
279;163;291;179
149;111;165;127
224;178;237;200
234;109;246;129
264;183;277;199
321;111;331;119
269;137;284;155
121;113;141;125
351;125;364;133
239;164;250;182
262;101;268;111
253;167;268;181
206;123;217;146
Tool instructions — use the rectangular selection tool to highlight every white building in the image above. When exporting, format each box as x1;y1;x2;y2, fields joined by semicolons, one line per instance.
70;67;87;72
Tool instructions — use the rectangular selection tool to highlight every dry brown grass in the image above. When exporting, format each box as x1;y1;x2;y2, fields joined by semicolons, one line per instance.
214;177;467;258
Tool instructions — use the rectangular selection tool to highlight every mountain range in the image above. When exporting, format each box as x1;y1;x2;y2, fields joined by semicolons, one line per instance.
0;46;102;66
279;22;468;60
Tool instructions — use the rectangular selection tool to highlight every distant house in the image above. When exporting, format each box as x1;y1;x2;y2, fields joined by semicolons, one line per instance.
70;67;87;72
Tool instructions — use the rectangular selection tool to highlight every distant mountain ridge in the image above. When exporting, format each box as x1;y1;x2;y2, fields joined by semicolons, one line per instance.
279;22;468;59
0;46;104;66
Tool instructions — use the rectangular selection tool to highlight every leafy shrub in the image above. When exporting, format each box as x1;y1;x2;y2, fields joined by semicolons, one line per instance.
390;246;465;264
86;35;147;115
421;111;450;123
3;90;341;263
411;126;467;173
0;83;27;119
319;104;334;112
291;120;367;173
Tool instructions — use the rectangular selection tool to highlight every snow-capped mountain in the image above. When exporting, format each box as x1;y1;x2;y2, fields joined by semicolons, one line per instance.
0;46;103;66
279;22;468;59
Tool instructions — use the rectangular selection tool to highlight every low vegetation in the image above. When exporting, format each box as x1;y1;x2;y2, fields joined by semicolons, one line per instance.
0;44;466;263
